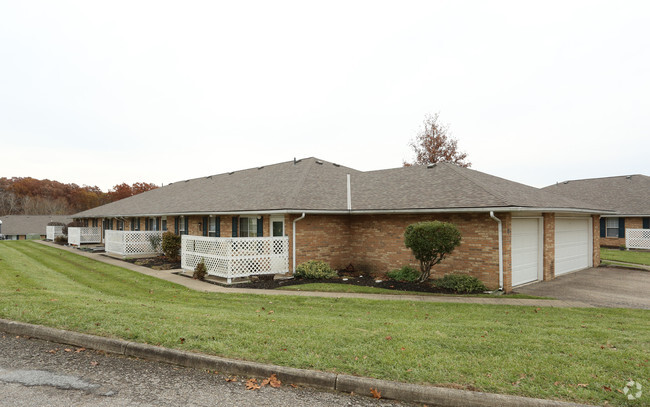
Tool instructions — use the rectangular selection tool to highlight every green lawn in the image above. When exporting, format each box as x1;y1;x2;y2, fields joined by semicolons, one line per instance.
601;247;650;266
278;283;551;299
1;241;648;406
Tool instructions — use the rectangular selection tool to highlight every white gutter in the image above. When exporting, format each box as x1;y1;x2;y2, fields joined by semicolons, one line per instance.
292;213;306;274
74;207;613;219
489;211;504;291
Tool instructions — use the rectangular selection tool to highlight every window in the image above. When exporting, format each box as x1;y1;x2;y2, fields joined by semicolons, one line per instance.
606;218;619;238
133;218;140;231
162;218;167;231
92;219;98;228
209;217;220;237
179;217;187;235
116;220;124;231
239;217;257;237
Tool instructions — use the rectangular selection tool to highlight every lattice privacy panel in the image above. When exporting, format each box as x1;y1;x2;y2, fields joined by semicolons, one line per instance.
626;228;650;250
68;227;102;246
182;235;289;283
46;226;64;241
105;230;163;257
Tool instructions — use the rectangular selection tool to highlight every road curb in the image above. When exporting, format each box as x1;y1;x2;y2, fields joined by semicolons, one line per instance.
0;318;594;407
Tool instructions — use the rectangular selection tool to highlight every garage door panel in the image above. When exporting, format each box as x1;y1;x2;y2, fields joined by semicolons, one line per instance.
555;218;590;276
512;219;540;286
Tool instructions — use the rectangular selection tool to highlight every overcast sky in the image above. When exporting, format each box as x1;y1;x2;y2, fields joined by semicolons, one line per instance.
1;1;648;191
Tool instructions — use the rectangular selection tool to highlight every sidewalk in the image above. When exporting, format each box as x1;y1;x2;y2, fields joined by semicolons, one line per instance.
36;240;592;308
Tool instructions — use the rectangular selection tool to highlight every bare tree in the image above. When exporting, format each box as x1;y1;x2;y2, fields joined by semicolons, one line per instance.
404;113;471;167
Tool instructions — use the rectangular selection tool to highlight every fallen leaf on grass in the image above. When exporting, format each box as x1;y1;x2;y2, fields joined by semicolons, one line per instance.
289;384;298;388
75;348;86;353
577;383;588;388
90;361;98;366
64;348;72;352
602;386;612;392
385;336;392;341
370;388;381;399
225;377;237;382
246;378;260;390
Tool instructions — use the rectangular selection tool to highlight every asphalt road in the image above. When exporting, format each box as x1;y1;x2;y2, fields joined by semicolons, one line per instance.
0;332;415;407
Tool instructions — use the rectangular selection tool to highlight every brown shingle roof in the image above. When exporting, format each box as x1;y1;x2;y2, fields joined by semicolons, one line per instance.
542;174;650;216
73;158;608;218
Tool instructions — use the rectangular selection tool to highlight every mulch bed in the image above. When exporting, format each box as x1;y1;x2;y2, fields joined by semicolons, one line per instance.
124;256;181;270
122;256;456;294
234;274;454;294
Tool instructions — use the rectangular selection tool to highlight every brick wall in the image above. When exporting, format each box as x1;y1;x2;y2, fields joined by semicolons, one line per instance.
291;212;506;291
592;215;600;265
543;213;555;280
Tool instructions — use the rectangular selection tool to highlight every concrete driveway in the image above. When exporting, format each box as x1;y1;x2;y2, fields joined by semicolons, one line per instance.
514;267;650;309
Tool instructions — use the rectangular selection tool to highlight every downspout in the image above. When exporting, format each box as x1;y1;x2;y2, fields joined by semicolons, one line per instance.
489;211;504;291
292;213;306;274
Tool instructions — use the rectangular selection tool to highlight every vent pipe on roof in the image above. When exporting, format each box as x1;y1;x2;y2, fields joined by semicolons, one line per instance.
489;211;504;291
347;174;352;211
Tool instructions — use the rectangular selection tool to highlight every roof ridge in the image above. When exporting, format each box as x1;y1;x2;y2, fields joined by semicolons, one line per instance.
552;174;649;185
285;158;316;209
442;163;511;206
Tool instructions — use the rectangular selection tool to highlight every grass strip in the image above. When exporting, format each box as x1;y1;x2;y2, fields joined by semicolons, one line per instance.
601;248;650;266
0;241;648;406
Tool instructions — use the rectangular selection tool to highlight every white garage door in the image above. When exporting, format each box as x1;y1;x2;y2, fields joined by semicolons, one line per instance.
555;218;591;276
512;218;541;286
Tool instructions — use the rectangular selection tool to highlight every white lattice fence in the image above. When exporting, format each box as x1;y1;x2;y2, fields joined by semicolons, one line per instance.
46;226;64;241
68;227;102;246
626;229;650;250
105;230;163;257
181;235;289;283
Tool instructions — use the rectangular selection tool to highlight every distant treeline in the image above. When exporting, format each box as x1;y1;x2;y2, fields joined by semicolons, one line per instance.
0;177;158;216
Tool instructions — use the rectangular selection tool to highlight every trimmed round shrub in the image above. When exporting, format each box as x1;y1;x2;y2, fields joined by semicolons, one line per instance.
387;265;420;282
162;231;181;261
404;221;462;282
295;260;337;279
432;273;486;294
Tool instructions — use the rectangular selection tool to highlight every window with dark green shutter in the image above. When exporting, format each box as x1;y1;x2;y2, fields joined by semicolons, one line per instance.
232;217;238;237
618;218;626;238
257;217;264;237
203;217;208;236
175;217;179;234
643;217;650;229
600;218;606;238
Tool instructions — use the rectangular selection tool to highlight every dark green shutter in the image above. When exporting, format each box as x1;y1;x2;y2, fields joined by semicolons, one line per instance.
643;218;650;229
156;218;160;231
185;217;189;235
175;217;179;234
216;216;221;237
232;217;238;237
599;218;606;238
203;217;208;236
257;217;263;237
110;219;113;230
618;218;625;238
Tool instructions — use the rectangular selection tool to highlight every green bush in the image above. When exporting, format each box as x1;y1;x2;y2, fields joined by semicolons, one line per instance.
193;259;207;281
387;265;420;282
54;235;67;244
162;231;181;261
295;260;337;279
432;273;486;294
404;221;462;282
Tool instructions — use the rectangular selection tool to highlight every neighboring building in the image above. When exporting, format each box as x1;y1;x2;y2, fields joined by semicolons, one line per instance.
73;158;609;291
0;215;73;240
543;175;650;248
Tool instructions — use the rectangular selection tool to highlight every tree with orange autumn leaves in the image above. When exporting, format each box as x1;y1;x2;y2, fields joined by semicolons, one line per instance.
0;177;158;215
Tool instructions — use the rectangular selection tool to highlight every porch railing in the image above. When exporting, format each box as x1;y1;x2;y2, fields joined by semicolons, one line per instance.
626;228;650;250
46;226;65;241
68;227;102;246
181;235;289;283
105;230;163;257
